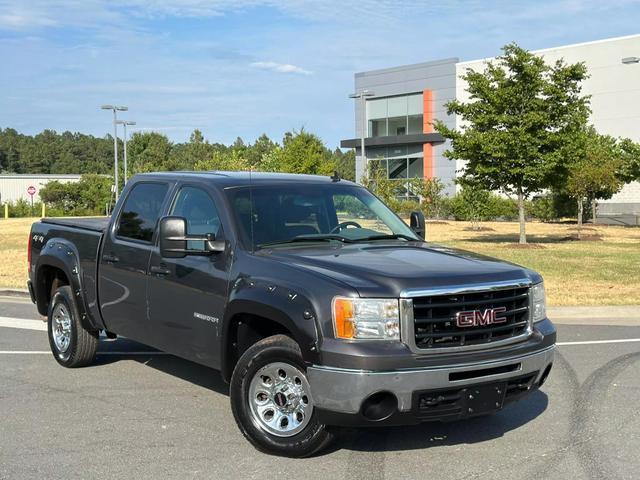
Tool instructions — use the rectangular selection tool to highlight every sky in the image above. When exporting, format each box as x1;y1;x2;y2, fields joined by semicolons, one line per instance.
1;0;640;149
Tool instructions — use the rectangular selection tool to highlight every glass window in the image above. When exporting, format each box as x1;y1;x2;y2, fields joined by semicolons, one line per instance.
226;184;417;249
367;147;387;159
408;114;423;134
367;98;387;119
117;183;169;242
388;146;407;159
365;93;423;138
387;96;408;117
408;158;424;178
170;186;221;250
407;93;423;115
388;159;408;179
388;117;407;136
369;119;387;137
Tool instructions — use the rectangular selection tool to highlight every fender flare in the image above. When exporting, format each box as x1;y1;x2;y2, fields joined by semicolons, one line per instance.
34;239;100;332
220;296;320;382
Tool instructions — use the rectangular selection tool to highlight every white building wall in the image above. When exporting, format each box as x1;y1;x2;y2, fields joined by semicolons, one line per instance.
0;175;82;203
455;34;640;205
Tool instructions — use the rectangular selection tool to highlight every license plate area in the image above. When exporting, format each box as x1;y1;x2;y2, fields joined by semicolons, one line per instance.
464;382;507;415
414;381;507;419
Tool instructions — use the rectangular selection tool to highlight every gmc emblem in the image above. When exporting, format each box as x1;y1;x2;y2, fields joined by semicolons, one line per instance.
455;306;507;328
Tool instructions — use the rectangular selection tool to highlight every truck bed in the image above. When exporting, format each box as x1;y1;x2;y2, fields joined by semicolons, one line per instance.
42;217;110;233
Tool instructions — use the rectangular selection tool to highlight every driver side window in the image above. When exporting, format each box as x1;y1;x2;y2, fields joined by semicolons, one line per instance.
171;186;221;250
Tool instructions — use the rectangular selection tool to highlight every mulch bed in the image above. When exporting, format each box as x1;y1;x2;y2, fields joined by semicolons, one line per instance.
505;243;547;249
463;227;496;232
561;233;604;242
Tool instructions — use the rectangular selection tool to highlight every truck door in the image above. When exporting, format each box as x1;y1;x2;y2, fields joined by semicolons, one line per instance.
147;184;231;368
99;181;171;344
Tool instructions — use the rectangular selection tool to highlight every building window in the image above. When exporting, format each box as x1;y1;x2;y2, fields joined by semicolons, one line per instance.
366;93;423;138
365;145;425;200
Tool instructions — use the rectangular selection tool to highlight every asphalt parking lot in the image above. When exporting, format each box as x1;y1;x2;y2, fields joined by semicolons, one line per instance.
1;296;639;480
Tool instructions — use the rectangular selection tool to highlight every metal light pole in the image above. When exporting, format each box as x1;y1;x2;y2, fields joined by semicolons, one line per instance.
348;90;374;183
101;105;128;201
116;120;136;185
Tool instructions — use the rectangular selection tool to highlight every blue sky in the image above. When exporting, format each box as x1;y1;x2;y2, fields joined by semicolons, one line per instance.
1;0;640;149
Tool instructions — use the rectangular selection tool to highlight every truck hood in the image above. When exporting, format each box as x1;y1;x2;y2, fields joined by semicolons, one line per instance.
260;242;538;297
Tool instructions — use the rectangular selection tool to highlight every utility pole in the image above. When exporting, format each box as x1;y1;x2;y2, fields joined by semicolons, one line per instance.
348;89;375;183
116;120;136;185
101;105;128;201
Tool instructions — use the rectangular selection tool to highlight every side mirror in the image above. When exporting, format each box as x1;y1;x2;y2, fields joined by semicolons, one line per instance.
159;216;188;258
159;216;226;258
410;210;426;240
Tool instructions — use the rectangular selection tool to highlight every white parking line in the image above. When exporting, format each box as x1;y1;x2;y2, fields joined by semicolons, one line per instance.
557;338;640;346
0;316;47;331
0;351;169;355
1;315;639;350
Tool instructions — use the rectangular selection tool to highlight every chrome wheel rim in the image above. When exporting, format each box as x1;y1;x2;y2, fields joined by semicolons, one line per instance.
52;303;72;353
248;362;313;437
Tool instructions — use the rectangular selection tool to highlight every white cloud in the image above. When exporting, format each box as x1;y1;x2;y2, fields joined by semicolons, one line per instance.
250;61;312;75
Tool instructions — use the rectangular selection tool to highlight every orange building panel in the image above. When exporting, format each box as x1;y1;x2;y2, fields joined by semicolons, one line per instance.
422;89;434;178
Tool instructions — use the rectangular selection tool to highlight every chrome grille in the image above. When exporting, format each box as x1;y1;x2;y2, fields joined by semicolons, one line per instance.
402;282;532;353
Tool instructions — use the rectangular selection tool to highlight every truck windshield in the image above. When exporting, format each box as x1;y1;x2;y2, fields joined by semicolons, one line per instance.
226;184;419;249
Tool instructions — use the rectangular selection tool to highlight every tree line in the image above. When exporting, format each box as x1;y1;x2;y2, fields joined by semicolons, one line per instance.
0;128;355;216
0;128;354;180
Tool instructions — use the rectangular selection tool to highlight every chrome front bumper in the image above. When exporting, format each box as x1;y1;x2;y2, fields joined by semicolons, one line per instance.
307;345;555;414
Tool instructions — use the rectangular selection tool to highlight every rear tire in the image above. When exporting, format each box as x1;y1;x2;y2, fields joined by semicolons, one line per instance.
47;286;98;368
230;334;333;457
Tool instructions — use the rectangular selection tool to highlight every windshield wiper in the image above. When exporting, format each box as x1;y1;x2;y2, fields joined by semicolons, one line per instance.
258;234;356;248
351;234;419;242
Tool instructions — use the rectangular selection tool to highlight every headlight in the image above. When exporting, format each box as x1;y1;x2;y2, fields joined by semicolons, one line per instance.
531;282;546;323
332;297;400;340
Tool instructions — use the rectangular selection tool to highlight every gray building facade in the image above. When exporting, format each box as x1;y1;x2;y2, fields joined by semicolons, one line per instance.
341;58;459;196
343;34;640;223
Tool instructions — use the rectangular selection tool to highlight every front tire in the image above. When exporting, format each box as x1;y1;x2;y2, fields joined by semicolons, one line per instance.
47;286;98;368
230;335;333;457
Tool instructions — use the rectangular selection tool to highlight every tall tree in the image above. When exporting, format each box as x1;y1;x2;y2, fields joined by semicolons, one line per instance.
435;43;590;243
565;129;623;233
261;129;335;175
127;132;174;175
618;138;640;184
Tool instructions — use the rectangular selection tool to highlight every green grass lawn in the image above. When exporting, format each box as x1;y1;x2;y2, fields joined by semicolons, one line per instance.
2;217;639;305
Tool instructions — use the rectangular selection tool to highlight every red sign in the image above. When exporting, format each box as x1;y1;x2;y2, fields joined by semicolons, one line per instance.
27;185;36;196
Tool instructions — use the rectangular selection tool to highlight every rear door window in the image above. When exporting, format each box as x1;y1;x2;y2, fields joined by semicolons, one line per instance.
117;182;169;242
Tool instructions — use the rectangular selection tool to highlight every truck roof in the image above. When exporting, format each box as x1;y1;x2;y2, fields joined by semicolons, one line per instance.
132;171;358;187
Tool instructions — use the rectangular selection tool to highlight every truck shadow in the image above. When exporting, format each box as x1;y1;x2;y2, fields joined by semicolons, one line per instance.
94;337;548;454
93;338;229;395
330;390;548;454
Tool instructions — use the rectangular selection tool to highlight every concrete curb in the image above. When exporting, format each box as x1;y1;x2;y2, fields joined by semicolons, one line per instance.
0;289;30;299
548;305;640;326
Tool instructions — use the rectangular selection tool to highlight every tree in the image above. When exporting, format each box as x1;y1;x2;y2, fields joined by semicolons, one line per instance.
618;137;640;183
194;149;250;171
435;43;590;243
565;129;623;232
261;129;335;175
127;132;174;175
332;148;356;182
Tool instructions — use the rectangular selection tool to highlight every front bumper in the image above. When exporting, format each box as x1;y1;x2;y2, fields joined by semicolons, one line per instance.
308;344;555;426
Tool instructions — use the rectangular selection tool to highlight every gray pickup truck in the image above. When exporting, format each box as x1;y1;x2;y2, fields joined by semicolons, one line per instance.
28;171;556;457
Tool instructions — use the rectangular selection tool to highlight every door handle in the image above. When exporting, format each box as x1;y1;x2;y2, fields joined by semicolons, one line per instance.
150;265;171;276
102;254;120;264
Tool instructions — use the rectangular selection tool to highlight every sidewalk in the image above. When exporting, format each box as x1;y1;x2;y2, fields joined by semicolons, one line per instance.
547;305;640;326
2;288;639;325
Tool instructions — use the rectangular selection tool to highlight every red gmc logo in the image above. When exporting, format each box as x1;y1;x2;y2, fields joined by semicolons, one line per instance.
455;307;508;328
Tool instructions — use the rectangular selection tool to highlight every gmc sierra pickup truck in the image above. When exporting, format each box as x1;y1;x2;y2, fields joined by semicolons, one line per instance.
28;171;556;457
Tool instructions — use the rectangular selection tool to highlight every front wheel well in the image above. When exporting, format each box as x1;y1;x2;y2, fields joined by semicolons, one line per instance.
223;313;294;383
